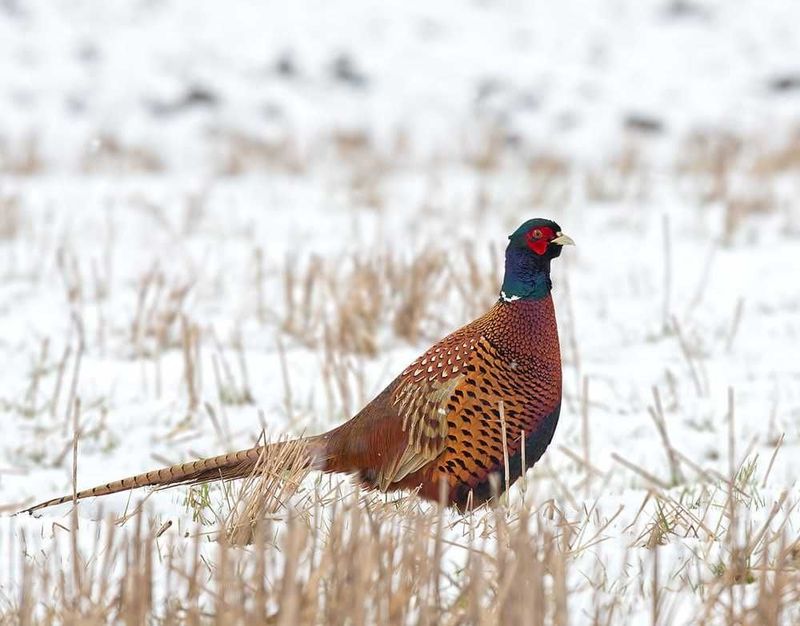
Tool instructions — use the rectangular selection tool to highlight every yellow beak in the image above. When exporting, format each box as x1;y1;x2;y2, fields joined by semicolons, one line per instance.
551;232;575;246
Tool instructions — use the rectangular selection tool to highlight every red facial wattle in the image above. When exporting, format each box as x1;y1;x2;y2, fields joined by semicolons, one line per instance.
525;226;555;255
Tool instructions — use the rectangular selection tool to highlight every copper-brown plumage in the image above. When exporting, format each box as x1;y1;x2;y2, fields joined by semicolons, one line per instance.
22;219;573;514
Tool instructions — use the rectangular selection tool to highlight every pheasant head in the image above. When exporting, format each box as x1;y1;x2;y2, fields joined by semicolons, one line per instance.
500;218;574;302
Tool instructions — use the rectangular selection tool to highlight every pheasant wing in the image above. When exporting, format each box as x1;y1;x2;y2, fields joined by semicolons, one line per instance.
375;328;481;489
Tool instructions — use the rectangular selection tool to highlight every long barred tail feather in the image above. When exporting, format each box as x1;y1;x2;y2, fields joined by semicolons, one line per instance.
20;436;324;515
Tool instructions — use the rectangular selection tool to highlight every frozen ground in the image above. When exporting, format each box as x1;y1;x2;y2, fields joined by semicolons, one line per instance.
1;0;800;623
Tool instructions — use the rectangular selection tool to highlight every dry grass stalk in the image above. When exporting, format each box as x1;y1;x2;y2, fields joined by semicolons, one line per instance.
0;193;22;240
80;133;163;174
0;133;44;174
647;386;684;486
253;246;268;325
276;245;496;358
580;376;591;496
22;338;49;418
7;444;800;625
5;466;581;625
215;130;305;175
463;124;507;172
224;436;313;545
670;315;706;397
558;263;581;414
725;297;745;353
585;141;648;202
209;328;254;407
130;265;194;356
526;154;572;207
49;344;72;418
661;214;672;333
181;315;201;413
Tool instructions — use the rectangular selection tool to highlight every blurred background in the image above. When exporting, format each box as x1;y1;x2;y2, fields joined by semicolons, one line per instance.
3;1;800;179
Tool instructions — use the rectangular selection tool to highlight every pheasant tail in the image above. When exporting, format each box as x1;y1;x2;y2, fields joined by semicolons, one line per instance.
21;437;324;514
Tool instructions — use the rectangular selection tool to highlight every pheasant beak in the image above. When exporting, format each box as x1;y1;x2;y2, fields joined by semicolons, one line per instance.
550;232;575;246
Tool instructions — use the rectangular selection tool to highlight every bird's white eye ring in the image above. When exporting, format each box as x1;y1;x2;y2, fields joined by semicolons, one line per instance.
532;229;542;239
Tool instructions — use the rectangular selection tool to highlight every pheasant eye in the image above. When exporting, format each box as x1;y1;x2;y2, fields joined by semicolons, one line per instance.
531;229;542;239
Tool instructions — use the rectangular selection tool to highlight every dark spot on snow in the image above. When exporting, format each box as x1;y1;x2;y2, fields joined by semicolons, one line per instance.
661;1;712;21
768;74;800;94
624;114;665;134
331;53;368;88
275;52;297;78
0;0;26;18
147;85;220;117
516;92;539;111
262;102;284;120
475;78;504;106
182;86;220;108
66;95;87;115
76;42;99;64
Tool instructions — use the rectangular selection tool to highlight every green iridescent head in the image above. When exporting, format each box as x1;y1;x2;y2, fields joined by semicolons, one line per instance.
501;219;574;301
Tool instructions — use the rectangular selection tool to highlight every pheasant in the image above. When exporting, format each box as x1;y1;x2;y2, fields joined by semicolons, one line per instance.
23;219;573;513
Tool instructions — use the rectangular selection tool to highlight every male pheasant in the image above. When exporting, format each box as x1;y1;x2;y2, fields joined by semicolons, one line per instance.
24;219;573;513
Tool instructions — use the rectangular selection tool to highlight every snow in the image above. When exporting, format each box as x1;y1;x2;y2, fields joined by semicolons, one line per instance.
2;0;800;622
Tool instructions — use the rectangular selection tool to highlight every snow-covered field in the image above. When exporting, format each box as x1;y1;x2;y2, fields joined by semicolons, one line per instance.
2;0;800;623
